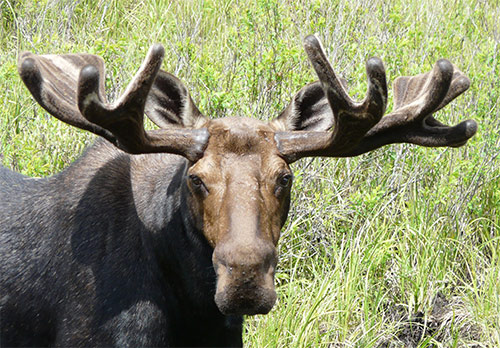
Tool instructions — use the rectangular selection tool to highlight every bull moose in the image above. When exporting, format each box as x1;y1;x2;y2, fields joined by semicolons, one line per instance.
0;35;476;347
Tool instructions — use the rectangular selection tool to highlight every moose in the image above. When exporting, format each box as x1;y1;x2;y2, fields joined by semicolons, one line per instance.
0;35;476;347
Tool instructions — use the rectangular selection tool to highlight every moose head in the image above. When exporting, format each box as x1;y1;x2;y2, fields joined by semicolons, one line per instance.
18;35;476;317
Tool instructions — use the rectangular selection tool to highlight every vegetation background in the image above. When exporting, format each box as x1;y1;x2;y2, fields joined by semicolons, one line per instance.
1;0;498;346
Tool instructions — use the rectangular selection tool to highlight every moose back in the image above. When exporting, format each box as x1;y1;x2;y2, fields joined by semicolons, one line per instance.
0;35;476;347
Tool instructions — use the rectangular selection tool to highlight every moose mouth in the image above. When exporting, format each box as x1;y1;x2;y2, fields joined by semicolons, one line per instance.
214;282;277;316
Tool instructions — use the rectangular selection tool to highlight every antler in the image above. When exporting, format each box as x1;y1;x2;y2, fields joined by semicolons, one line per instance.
276;35;477;162
18;45;208;161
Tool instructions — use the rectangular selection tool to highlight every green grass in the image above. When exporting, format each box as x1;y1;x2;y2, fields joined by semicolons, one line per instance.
1;0;499;346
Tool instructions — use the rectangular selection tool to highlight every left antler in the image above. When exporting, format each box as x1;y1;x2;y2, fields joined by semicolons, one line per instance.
276;35;477;162
19;45;208;161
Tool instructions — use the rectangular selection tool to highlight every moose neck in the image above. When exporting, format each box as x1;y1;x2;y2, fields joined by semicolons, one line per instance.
110;150;218;313
58;140;221;313
132;155;218;310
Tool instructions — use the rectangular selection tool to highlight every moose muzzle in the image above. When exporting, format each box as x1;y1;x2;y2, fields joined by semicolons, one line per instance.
213;240;278;316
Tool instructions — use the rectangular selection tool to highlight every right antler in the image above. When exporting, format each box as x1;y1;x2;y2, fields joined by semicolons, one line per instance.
19;45;208;161
276;35;477;162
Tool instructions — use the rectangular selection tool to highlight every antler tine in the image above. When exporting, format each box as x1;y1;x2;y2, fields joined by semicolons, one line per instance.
78;44;164;125
303;35;388;152
77;44;163;152
77;44;209;161
394;59;453;121
18;52;115;142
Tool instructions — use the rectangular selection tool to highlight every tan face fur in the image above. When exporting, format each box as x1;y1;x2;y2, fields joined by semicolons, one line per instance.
185;117;292;315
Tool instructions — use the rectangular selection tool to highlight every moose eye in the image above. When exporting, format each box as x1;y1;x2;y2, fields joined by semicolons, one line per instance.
278;173;293;187
189;174;205;190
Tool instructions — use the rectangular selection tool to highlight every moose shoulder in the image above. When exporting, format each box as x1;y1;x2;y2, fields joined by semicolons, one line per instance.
0;35;476;347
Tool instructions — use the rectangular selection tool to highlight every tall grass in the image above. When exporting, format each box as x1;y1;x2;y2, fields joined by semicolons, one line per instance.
1;0;499;346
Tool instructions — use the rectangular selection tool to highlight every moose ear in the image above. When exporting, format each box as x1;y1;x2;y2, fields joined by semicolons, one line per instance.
271;78;348;131
145;70;208;128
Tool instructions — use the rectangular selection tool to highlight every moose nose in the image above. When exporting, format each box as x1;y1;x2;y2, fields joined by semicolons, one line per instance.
213;240;277;277
212;240;278;315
